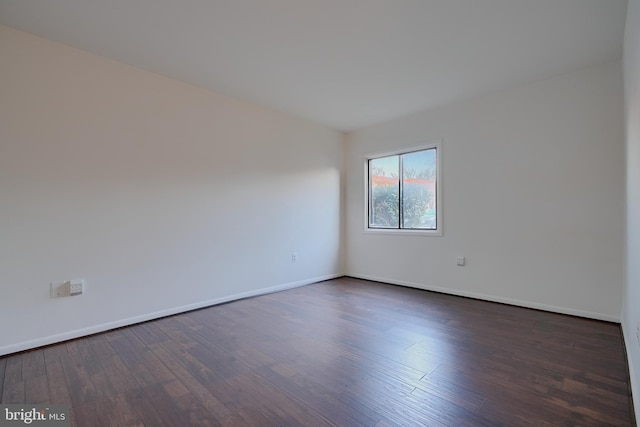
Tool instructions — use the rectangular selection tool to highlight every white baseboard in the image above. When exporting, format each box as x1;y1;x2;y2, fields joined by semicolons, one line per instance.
0;273;342;356
622;322;639;423
347;273;621;323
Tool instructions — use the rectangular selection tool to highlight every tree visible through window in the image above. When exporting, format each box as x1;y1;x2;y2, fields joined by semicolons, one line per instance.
368;147;437;230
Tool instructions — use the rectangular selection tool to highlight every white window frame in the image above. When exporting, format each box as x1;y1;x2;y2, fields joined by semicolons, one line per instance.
364;140;442;236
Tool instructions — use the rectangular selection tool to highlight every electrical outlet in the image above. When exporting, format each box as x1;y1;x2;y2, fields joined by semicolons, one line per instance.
456;256;466;266
636;320;640;345
50;280;84;297
69;281;83;296
291;252;298;262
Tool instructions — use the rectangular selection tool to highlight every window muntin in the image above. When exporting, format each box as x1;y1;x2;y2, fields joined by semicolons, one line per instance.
368;146;438;231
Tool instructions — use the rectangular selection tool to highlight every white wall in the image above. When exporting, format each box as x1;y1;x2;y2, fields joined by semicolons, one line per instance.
623;0;640;417
0;25;344;355
346;61;625;321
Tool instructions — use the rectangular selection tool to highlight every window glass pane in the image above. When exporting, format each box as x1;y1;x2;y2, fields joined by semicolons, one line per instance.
369;156;399;228
401;149;436;229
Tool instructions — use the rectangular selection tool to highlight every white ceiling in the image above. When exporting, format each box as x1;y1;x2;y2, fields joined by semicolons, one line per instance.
0;0;629;131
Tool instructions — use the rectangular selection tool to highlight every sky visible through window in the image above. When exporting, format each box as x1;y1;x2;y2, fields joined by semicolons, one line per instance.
371;150;435;178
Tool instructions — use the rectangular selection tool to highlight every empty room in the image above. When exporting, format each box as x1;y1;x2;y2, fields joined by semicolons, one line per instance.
1;0;639;425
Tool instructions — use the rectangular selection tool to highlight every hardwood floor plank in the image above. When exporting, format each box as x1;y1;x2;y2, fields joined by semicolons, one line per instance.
224;371;333;427
0;357;5;383
108;329;167;388
43;348;73;405
545;386;632;425
73;401;105;427
60;341;99;406
561;377;631;414
414;372;486;413
106;396;146;427
0;277;633;425
339;385;449;427
1;380;25;403
148;343;233;421
24;374;49;403
3;354;22;385
186;343;250;382
256;363;378;427
162;379;190;399
173;393;224;427
21;349;46;379
129;321;171;347
202;376;270;421
0;357;5;401
100;354;141;396
126;388;170;427
139;383;190;427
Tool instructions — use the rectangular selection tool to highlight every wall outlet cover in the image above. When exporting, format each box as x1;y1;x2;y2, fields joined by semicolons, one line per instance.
50;280;84;297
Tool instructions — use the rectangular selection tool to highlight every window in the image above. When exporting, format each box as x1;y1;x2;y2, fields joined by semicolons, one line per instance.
366;143;441;234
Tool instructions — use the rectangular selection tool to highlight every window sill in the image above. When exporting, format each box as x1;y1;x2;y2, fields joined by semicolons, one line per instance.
363;228;443;237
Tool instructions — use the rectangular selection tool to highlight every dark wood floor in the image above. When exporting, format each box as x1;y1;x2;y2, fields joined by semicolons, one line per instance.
0;277;634;426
